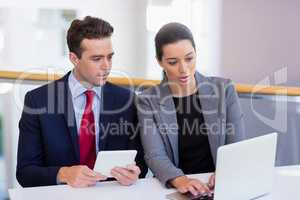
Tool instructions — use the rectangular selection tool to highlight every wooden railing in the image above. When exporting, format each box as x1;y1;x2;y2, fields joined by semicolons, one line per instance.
0;70;300;96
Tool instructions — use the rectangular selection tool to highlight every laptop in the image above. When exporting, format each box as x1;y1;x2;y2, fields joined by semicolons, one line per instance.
166;133;278;200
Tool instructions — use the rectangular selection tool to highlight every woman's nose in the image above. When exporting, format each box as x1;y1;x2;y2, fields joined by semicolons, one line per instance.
178;62;188;73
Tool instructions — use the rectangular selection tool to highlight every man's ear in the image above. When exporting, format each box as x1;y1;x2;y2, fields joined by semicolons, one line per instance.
69;52;80;67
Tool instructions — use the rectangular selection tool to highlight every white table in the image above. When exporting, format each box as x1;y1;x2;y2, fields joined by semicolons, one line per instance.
9;166;300;200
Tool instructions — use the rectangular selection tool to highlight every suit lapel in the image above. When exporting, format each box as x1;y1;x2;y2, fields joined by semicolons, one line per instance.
157;79;179;165
58;72;80;162
195;72;220;163
157;72;221;165
99;83;115;151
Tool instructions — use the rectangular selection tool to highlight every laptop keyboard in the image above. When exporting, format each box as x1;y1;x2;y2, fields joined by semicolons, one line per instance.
189;193;214;200
166;191;214;200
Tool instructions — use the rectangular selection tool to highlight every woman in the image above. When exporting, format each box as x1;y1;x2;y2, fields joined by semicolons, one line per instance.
136;22;245;196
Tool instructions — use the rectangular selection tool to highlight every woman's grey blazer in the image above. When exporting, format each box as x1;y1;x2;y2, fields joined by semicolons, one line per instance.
136;71;245;186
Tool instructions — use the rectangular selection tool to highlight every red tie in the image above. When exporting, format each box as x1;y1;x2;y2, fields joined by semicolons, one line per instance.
79;90;96;169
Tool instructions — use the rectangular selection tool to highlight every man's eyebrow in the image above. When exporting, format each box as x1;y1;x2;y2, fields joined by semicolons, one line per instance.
90;52;114;58
90;55;104;58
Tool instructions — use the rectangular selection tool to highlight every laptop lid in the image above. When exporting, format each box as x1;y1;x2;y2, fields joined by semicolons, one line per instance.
214;133;278;200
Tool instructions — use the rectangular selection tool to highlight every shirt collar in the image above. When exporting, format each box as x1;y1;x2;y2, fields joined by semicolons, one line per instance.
68;70;102;99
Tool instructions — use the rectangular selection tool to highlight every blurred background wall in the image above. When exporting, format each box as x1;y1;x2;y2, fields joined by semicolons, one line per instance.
220;0;300;86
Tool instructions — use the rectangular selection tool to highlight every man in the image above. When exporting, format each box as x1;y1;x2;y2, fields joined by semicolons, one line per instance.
17;16;147;188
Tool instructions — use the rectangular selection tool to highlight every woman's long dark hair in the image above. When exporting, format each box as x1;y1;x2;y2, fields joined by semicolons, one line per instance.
155;22;196;62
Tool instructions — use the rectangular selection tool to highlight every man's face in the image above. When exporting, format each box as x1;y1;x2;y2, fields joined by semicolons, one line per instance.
70;37;114;87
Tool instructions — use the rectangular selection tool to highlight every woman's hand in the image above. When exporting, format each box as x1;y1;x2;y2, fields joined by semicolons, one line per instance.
207;173;215;190
170;176;210;196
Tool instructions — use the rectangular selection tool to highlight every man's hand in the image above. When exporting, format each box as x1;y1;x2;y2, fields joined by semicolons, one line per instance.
57;165;107;188
111;164;141;186
170;176;211;196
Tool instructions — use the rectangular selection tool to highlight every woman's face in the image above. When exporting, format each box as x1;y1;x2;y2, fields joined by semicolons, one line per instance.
158;39;196;87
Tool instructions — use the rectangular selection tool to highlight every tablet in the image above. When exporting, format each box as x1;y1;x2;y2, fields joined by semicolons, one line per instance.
93;150;137;177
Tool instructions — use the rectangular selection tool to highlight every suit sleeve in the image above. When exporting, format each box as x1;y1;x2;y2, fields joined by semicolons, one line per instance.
16;92;60;187
224;81;246;144
136;95;184;187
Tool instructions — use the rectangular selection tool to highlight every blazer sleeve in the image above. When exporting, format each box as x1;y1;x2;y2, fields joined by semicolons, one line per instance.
17;92;60;187
136;95;184;187
224;81;246;144
127;97;148;178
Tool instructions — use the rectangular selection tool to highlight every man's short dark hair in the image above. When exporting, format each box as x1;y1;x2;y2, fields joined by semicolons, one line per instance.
67;16;114;58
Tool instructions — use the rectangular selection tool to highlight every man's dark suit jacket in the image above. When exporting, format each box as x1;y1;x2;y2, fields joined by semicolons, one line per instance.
16;72;147;187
